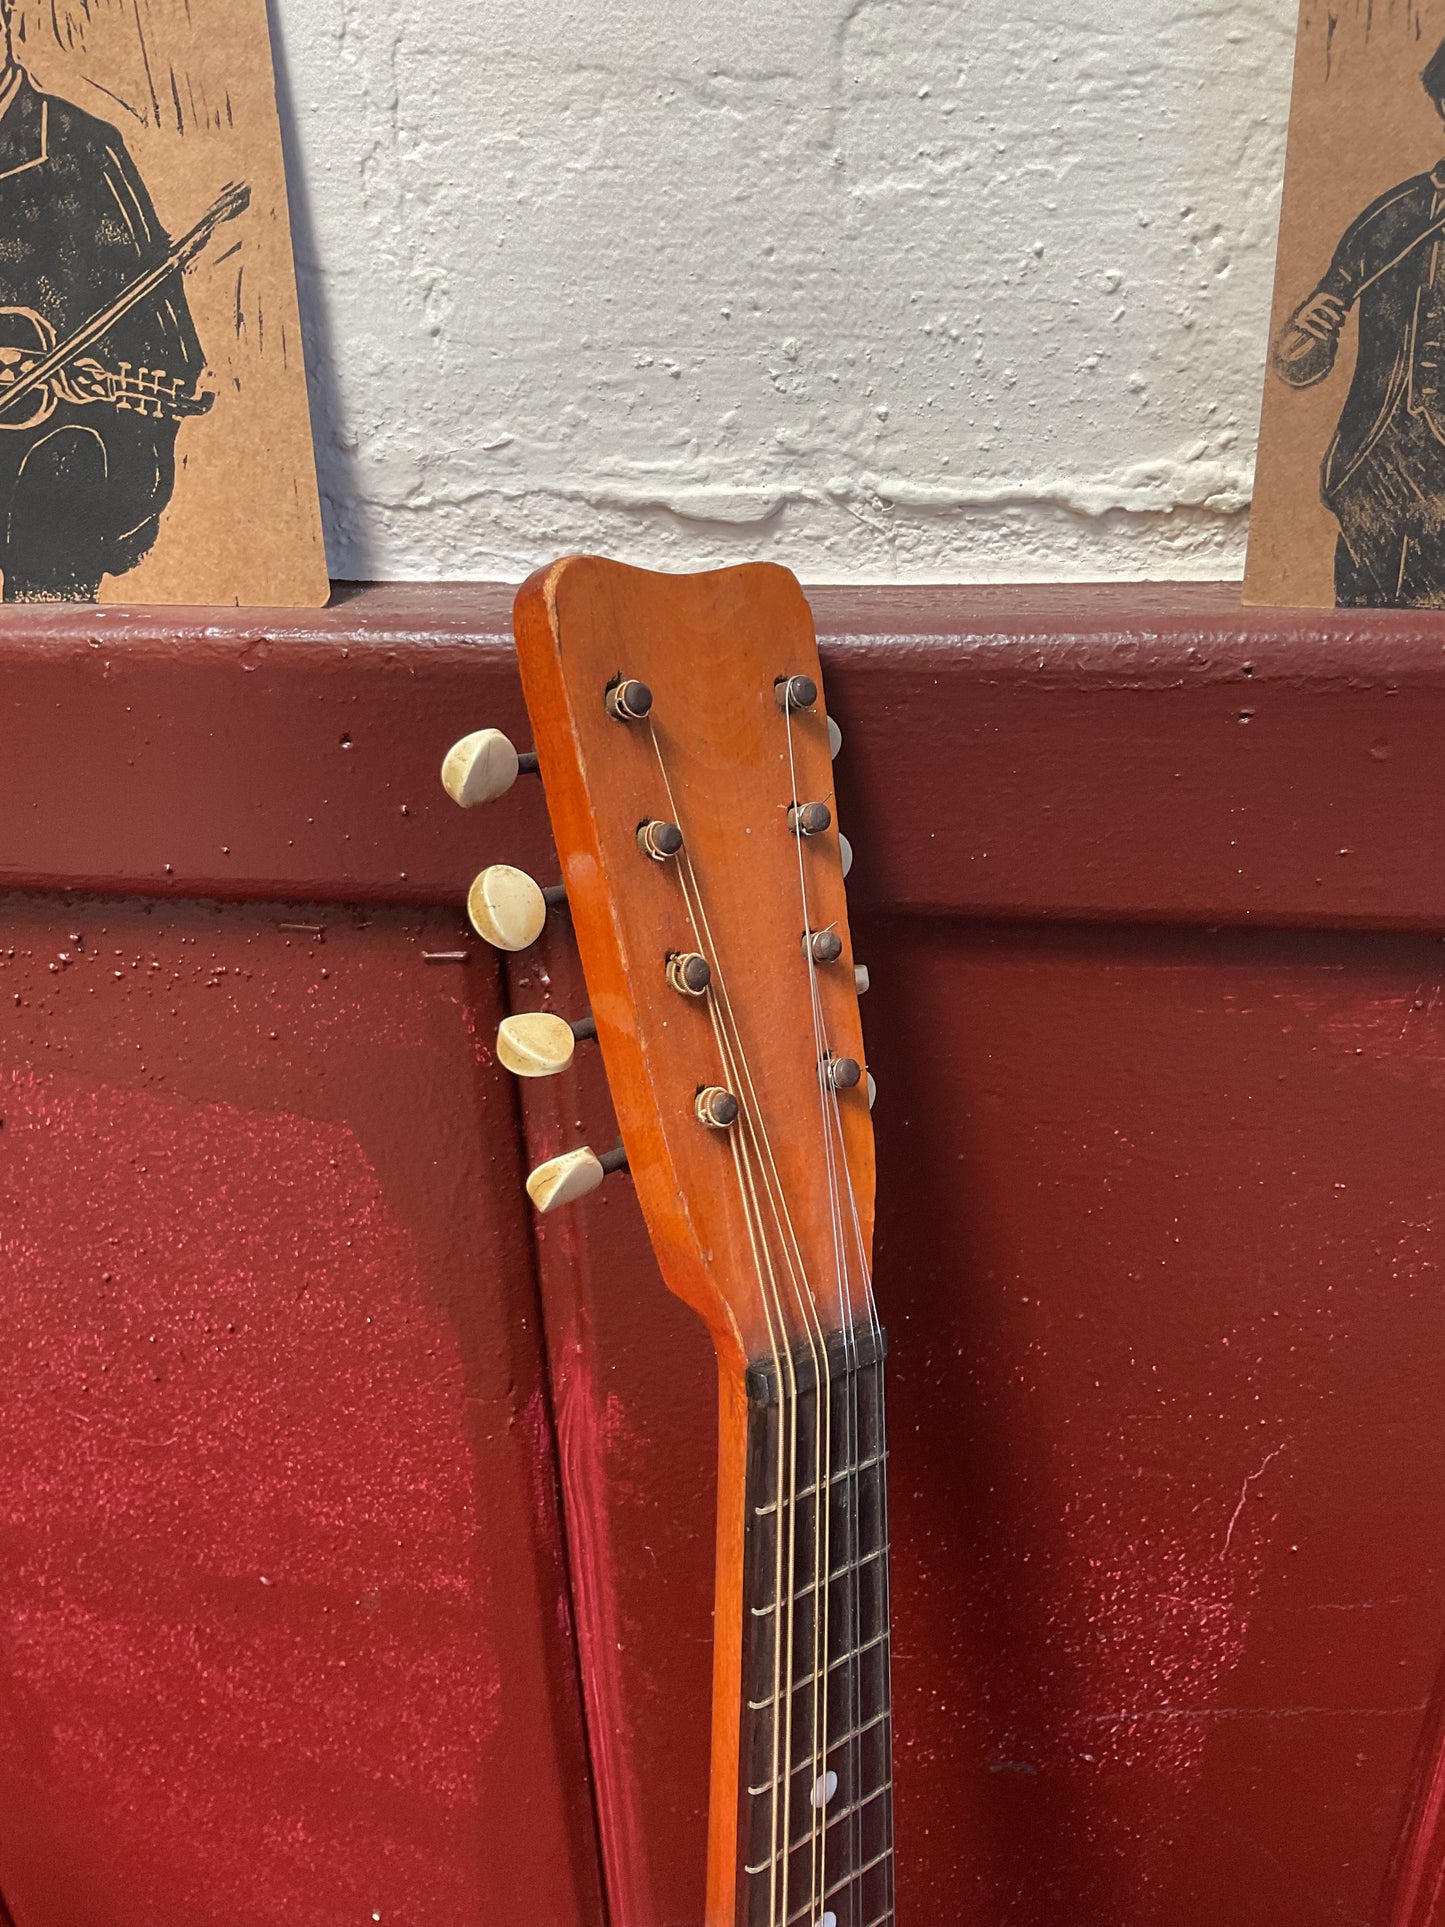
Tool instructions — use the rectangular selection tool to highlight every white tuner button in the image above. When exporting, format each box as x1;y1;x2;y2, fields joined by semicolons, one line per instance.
526;1144;628;1212
497;1012;596;1079
854;965;871;996
839;834;854;880
467;865;548;952
867;1072;877;1110
828;716;843;760
442;729;531;808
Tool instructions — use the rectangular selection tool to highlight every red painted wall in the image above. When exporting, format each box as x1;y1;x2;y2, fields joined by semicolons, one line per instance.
0;893;602;1927
0;585;1443;1926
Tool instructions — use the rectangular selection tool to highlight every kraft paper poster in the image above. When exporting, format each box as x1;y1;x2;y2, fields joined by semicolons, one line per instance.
0;0;327;606
1248;2;1445;610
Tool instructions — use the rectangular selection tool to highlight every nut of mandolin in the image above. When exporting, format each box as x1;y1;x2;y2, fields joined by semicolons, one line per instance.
441;729;539;808
467;865;549;952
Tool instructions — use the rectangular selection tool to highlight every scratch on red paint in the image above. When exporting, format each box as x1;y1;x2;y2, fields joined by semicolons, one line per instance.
1221;1445;1288;1561
548;1301;654;1925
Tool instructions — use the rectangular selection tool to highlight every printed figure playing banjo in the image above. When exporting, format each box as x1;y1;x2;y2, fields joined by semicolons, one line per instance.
0;0;246;601
1274;36;1445;608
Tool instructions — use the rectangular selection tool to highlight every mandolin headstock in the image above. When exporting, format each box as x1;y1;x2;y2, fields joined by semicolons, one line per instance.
514;556;873;1368
444;558;890;1927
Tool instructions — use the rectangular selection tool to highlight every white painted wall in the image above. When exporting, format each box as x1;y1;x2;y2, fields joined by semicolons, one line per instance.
269;0;1299;585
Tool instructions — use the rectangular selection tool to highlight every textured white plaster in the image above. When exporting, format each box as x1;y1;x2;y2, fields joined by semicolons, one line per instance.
268;0;1298;583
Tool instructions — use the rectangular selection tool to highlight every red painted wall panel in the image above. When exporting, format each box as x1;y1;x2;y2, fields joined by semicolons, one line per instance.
0;587;1444;1926
0;896;602;1927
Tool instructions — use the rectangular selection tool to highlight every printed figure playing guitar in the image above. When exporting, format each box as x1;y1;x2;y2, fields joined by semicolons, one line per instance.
0;0;240;601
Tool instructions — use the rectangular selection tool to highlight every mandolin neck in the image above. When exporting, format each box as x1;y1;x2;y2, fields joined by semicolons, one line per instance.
729;1323;895;1927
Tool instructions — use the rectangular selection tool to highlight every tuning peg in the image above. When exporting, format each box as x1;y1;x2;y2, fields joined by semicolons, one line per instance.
839;834;854;879
854;965;871;995
805;930;845;965
828;717;843;760
822;1054;863;1093
467;865;566;951
868;1073;877;1110
527;1143;629;1212
441;729;540;808
776;674;819;714
497;1011;597;1078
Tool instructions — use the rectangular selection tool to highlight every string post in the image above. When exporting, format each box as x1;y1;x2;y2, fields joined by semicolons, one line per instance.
638;818;684;861
775;674;819;713
695;1086;741;1131
788;801;832;839
822;1053;863;1093
606;678;654;723
805;929;845;965
667;951;712;997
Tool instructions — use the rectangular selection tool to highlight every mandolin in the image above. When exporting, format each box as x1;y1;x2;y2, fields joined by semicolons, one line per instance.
442;557;893;1927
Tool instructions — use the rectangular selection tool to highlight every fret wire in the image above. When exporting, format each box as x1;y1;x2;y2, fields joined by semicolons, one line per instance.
754;1449;889;1518
746;1631;891;1711
749;1543;891;1618
775;1843;895;1925
744;1781;895;1868
745;1707;892;1796
747;1765;893;1826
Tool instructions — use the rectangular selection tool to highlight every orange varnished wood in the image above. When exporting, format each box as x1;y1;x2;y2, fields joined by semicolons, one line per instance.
512;557;878;1927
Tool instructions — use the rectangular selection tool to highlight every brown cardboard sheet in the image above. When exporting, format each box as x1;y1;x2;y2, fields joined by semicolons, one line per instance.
2;0;326;606
1248;2;1445;610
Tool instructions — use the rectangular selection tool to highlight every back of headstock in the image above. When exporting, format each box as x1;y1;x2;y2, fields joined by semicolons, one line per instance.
514;557;873;1368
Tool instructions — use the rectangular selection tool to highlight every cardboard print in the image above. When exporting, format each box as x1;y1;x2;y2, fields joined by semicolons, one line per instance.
1247;3;1445;609
0;0;326;606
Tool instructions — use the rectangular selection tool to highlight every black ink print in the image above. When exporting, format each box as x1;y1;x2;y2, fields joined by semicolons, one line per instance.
1274;36;1445;608
0;0;244;601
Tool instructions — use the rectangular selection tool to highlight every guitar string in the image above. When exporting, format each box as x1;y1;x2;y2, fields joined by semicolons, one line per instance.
651;703;888;1922
668;707;857;1927
648;724;833;1927
780;701;855;1914
783;699;870;1916
727;1120;794;1927
718;1012;832;1927
685;904;829;1927
830;1093;895;1922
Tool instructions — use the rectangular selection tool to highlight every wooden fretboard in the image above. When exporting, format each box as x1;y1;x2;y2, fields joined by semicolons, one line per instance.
737;1324;893;1927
